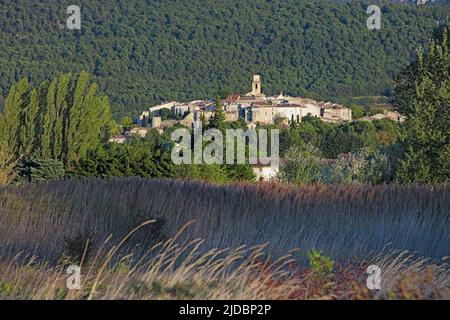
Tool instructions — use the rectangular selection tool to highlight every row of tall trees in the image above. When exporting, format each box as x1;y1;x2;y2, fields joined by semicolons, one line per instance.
0;72;112;183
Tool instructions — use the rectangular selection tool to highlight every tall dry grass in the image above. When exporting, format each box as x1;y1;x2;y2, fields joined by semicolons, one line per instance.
0;222;448;300
0;178;449;299
0;178;448;262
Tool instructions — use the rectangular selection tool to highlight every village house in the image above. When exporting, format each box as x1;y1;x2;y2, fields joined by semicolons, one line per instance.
108;135;127;144
246;103;309;125
320;103;352;123
359;110;405;123
148;116;177;134
130;127;149;138
239;75;352;126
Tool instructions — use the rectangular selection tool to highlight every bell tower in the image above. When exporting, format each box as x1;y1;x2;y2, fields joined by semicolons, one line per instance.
251;75;261;96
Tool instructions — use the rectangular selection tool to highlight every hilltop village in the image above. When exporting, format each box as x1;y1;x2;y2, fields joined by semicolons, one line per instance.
110;74;403;143
119;75;353;140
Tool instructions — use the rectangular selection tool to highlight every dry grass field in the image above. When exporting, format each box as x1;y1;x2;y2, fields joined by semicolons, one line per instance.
0;178;449;299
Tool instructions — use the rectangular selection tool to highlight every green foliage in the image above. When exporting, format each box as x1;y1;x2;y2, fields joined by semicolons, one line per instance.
172;163;233;184
350;105;366;119
207;97;226;132
119;116;134;128
280;145;394;185
157;108;173;121
0;1;447;118
225;164;255;182
15;156;65;183
308;249;334;279
327;148;393;184
280;116;400;159
73;140;174;179
394;23;450;183
0;72;112;177
279;144;324;184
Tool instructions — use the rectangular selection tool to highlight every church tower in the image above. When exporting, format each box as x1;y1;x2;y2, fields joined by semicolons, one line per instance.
251;74;261;96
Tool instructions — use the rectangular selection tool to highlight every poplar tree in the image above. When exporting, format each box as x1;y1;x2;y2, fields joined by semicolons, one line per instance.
0;79;29;182
0;78;29;161
54;73;72;164
41;79;57;159
67;71;89;165
0;72;112;182
19;89;40;156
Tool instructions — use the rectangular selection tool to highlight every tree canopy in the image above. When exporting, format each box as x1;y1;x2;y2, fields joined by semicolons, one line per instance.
0;1;448;118
0;72;112;182
394;23;450;183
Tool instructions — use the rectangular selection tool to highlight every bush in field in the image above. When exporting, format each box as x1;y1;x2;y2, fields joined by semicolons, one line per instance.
279;144;324;184
327;148;393;184
306;249;335;296
308;249;335;279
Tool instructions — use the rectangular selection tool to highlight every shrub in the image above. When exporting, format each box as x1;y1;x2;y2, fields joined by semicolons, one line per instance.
15;156;65;183
327;148;393;184
308;249;335;279
279;144;324;184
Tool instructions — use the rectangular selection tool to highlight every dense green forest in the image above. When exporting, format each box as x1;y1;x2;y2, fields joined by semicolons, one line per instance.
0;22;448;184
0;0;448;118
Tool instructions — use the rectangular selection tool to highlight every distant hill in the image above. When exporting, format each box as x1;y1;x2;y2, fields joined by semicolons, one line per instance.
0;0;448;118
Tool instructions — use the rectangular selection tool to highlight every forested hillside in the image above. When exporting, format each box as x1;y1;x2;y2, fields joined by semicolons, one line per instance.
0;0;448;118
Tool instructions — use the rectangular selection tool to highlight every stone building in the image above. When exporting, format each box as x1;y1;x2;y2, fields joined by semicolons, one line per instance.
247;103;309;125
320;103;352;123
138;73;353;131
